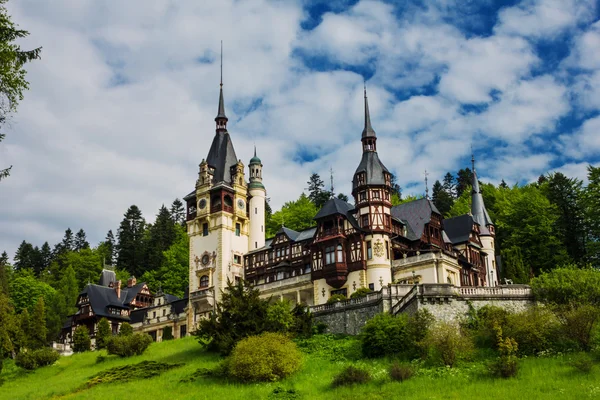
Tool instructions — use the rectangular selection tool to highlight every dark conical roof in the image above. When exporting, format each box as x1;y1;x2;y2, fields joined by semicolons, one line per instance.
471;160;493;234
216;85;227;121
362;86;376;138
352;151;389;190
314;197;354;220
206;131;238;184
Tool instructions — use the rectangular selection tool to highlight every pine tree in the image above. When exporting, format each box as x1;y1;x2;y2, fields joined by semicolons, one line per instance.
104;230;116;265
19;308;31;349
13;241;35;273
443;172;456;197
499;179;509;189
0;253;8;295
432;180;454;216
61;228;74;252
118;322;133;337
73;325;91;352
307;173;330;209
74;229;90;251
96;318;111;349
456;168;473;198
145;205;177;272
59;265;79;313
336;193;349;202
583;165;600;267
39;242;53;276
117;205;146;276
170;198;185;226
30;297;47;349
390;173;402;199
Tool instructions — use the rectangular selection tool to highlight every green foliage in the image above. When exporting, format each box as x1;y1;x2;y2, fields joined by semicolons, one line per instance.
266;193;317;237
501;246;529;284
291;303;314;337
162;326;173;341
83;361;183;389
350;287;372;299
195;280;269;355
307;173;331;210
406;309;435;359
425;322;473;367
503;306;560;356
569;353;594;373
331;365;371;387
117;205;147;277
360;313;410;358
583;166;600;267
295;334;361;362
29;296;47;349
119;322;133;337
432;180;454;216
389;361;415;382
326;294;347;304
266;300;295;333
8;272;56;313
106;333;153;357
73;326;91;353
490;325;519;378
15;348;59;370
144;205;178;272
554;304;600;351
227;332;302;382
96;318;111;349
141;224;189;298
530;266;600;306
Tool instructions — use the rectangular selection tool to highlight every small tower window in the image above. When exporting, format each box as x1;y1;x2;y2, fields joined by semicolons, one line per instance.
199;275;209;288
336;244;343;262
203;223;209;236
235;223;241;236
255;207;257;214
366;241;372;260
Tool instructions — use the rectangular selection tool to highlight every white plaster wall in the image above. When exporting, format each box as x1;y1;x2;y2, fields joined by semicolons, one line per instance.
480;235;496;286
248;188;266;251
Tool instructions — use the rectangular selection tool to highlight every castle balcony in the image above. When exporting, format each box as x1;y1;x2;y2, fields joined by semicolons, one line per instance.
189;287;215;313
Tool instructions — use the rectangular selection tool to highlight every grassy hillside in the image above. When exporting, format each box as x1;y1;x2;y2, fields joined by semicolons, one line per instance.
1;336;599;400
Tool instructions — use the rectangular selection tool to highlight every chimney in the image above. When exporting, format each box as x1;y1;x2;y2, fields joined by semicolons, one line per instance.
127;276;137;288
115;280;122;299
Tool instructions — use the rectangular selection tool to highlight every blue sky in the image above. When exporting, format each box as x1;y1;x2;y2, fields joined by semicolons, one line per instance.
1;0;599;259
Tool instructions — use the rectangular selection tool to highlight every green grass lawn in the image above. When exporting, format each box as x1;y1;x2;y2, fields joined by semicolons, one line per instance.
1;336;599;400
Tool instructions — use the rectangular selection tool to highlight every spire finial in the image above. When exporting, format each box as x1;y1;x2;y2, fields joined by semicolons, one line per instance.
254;144;257;158
425;170;429;199
330;167;334;198
471;147;475;173
362;80;376;141
215;41;227;127
220;40;223;87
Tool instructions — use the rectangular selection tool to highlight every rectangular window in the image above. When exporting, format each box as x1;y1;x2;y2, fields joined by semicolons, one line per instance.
359;192;366;202
255;207;257;214
162;309;166;316
373;190;380;199
235;223;241;236
331;288;347;297
153;311;156;318
255;241;258;249
369;283;374;291
367;241;372;260
203;223;208;236
325;246;335;265
385;241;389;259
336;245;343;262
361;214;369;227
234;255;241;264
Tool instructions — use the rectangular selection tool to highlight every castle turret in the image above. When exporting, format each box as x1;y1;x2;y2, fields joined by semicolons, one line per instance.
471;155;497;286
248;147;266;250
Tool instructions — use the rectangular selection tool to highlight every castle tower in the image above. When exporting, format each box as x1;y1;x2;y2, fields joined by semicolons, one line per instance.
471;155;497;286
351;85;393;290
248;147;266;250
187;58;249;327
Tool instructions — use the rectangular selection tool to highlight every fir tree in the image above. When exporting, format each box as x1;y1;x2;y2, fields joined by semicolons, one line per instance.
390;173;402;199
61;228;74;252
13;241;34;273
0;252;8;295
145;205;177;272
74;229;90;251
170;198;185;226
39;242;53;276
336;193;349;202
455;168;473;198
30;297;47;349
307;173;331;209
96;318;111;349
117;205;146;276
432;180;454;216
73;325;90;352
443;172;456;197
499;179;509;189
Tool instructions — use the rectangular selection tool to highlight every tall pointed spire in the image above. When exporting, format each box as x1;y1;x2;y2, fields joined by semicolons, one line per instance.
362;81;376;139
215;40;227;130
470;153;493;233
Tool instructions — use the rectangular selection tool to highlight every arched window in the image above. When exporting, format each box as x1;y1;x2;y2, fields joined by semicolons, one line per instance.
224;195;233;207
336;244;343;262
200;275;209;288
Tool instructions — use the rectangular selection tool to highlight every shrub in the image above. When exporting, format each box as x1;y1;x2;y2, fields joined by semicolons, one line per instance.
291;303;314;337
530;265;600;306
350;288;372;299
361;313;410;358
406;309;435;359
569;354;594;373
327;294;347;304
504;306;560;356
332;365;371;387
425;322;473;367
107;333;153;357
227;332;302;382
119;322;133;337
555;304;600;351
389;362;414;382
73;325;91;353
490;325;519;378
96;318;111;349
15;348;59;370
162;326;173;341
466;305;510;349
266;300;295;333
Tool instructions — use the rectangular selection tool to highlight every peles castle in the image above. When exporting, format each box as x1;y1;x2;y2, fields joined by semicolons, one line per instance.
62;72;523;348
183;77;499;329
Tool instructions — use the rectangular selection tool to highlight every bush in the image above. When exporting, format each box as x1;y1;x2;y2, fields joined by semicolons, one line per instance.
162;326;173;341
425;322;473;367
569;354;594;373
466;305;510;349
361;313;410;358
266;300;295;333
332;365;371;387
406;309;435;359
73;325;91;353
504;306;561;356
555;304;600;351
389;362;414;382
107;333;153;357
96;318;111;349
327;294;347;304
291;303;314;337
15;348;59;370
530;265;600;305
119;322;133;337
490;325;519;378
350;288;372;299
227;332;302;382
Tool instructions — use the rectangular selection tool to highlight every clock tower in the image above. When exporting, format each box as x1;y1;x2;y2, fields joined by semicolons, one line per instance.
186;75;249;327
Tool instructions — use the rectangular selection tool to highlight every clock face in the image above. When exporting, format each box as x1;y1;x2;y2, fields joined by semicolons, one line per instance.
199;199;207;209
201;254;210;266
237;199;245;209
